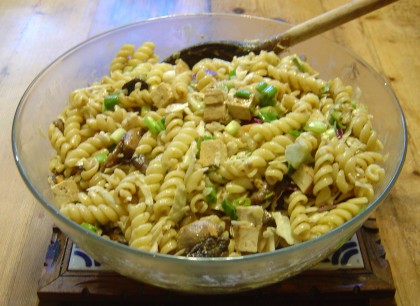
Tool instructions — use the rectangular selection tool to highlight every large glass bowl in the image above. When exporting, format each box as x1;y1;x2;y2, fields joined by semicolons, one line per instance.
12;13;406;293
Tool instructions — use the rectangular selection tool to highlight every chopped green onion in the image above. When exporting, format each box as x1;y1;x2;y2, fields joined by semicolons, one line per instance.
144;116;165;135
235;89;252;99
103;93;119;111
110;127;126;143
288;129;302;137
304;121;328;134
222;198;237;220
81;222;98;233
225;120;241;136
202;135;215;141
321;83;331;95
328;109;346;129
226;82;235;90
205;185;217;204
329;110;342;123
217;82;235;91
324;128;336;139
255;81;278;107
232;196;251;206
257;84;278;107
292;57;306;72
94;153;108;164
255;81;268;93
140;104;151;117
257;111;276;122
287;163;295;174
258;106;278;122
264;192;274;200
229;70;236;79
261;85;277;102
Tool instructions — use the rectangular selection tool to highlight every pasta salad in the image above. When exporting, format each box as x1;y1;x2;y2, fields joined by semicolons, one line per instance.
48;41;386;257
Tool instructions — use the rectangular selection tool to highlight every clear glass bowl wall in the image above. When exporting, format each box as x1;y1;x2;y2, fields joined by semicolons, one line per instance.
12;14;406;293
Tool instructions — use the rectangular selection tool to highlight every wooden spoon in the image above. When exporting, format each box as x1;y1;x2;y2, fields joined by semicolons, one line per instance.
163;0;397;67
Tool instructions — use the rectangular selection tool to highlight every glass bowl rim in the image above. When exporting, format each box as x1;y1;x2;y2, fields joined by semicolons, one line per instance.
12;12;407;264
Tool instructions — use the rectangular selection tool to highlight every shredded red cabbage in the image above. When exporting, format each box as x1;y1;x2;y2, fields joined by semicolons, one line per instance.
337;128;343;139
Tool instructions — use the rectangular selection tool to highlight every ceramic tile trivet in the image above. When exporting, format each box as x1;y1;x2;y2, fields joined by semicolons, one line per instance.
38;216;396;306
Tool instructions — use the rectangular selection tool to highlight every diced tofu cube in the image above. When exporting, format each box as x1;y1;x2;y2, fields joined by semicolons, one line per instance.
198;139;227;167
204;88;226;106
203;103;227;122
290;164;314;194
236;206;264;227
51;179;79;206
233;224;261;253
226;95;254;120
150;82;174;108
203;88;228;122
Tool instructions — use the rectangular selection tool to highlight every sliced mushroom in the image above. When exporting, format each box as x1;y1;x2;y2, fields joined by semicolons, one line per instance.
122;78;148;95
177;217;225;253
250;179;271;205
121;128;142;158
104;142;123;168
105;128;142;168
262;210;276;227
131;154;148;173
187;236;229;257
53;118;64;133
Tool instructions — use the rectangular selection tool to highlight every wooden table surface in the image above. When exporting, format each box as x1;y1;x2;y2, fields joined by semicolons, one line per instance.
1;0;419;305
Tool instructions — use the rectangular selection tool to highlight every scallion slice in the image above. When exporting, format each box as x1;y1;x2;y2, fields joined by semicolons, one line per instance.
235;89;252;99
81;222;98;233
289;129;302;137
94;153;108;164
205;185;217;204
304;121;328;134
144;116;165;135
255;81;268;93
103;93;119;111
258;106;278;122
222;198;237;220
225;120;241;136
110;127;127;143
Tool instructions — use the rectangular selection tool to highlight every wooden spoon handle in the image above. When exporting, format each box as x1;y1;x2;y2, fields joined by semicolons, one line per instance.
261;0;398;52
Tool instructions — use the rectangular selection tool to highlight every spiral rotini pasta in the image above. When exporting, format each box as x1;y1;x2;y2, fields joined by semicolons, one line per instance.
48;42;387;257
110;44;135;74
313;140;335;206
